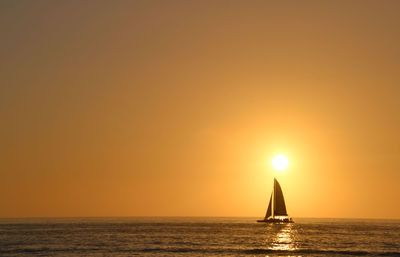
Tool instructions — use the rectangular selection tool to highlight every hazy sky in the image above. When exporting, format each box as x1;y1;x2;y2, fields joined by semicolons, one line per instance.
1;1;400;219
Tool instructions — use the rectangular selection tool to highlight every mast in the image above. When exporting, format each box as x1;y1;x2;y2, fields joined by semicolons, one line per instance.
272;178;275;218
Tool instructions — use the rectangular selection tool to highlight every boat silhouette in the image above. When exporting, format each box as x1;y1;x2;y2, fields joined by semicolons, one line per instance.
257;178;294;223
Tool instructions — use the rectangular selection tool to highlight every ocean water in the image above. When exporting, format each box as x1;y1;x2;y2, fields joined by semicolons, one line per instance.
1;217;399;256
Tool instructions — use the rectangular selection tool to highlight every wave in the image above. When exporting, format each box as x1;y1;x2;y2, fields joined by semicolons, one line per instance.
139;247;400;256
244;248;400;256
2;247;400;256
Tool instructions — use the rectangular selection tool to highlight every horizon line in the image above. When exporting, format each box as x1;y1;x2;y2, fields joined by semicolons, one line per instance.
1;215;399;221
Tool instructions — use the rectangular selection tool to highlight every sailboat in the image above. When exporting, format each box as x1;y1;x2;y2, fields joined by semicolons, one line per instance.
257;178;294;223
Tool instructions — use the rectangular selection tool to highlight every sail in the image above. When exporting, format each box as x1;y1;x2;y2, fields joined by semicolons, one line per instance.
273;178;288;216
264;193;272;218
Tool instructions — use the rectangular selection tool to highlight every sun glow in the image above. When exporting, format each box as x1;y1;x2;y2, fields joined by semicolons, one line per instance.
272;155;289;171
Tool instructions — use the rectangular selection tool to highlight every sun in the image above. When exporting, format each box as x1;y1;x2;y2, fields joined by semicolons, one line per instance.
272;154;289;171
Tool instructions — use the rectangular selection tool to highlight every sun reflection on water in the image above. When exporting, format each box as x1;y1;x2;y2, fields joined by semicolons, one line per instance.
265;223;298;252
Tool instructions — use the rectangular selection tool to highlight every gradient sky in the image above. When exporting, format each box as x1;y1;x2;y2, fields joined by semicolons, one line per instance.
1;1;400;219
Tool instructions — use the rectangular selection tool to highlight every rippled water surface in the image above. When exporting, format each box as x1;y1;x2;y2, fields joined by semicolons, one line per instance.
1;217;399;256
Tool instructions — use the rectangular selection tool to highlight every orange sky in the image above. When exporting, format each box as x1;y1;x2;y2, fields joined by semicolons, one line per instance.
1;1;400;219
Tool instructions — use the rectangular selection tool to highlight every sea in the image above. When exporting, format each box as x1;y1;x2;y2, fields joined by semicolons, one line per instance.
1;217;399;256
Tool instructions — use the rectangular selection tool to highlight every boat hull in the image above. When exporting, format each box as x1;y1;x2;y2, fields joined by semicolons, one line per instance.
257;218;294;223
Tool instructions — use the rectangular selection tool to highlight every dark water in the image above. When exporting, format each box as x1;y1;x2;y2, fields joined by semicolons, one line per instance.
1;217;399;256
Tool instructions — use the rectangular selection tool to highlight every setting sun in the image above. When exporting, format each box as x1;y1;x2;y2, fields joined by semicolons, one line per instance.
272;155;289;171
